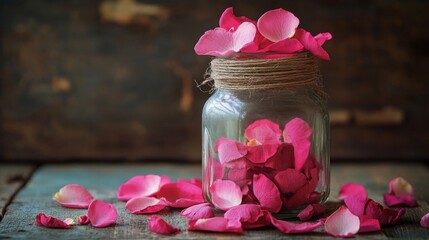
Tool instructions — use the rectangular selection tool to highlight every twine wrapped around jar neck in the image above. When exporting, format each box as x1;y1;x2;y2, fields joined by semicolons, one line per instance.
202;52;326;99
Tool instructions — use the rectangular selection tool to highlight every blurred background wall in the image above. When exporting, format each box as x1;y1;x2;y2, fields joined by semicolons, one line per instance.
1;0;428;161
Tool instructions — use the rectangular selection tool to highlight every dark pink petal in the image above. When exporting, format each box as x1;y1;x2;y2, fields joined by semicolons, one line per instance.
274;169;307;193
253;174;282;213
227;167;248;182
223;158;249;169
148;215;180;235
87;200;118;228
257;8;299;42
180;203;215;221
420;213;429;228
258;38;304;53
285;168;318;209
267;212;323;234
359;216;381;233
244;119;282;145
297;204;326;221
314;32;332;46
125;196;167;214
157;182;204;208
264;143;294;170
224;204;270;229
77;215;90;225
283;118;312;170
383;193;418;207
35;213;74;229
188;217;243;234
365;199;405;226
194;22;257;57
213;160;226;179
210;179;242;210
214;138;247;165
219;7;256;30
246;144;279;164
117;175;171;201
325;206;360;237
344;196;367;216
338;182;367;201
52;184;94;209
294;28;331;60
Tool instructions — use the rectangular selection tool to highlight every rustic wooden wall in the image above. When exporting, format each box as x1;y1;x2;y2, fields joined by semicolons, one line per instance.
1;0;428;161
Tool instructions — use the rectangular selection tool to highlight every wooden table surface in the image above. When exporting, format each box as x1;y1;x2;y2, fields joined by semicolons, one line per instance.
0;162;428;239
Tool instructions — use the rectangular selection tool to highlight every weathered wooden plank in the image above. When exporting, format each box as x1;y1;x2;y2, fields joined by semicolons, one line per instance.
0;165;35;220
1;163;427;239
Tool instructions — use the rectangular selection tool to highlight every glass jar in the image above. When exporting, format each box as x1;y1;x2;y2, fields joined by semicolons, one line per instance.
201;53;330;217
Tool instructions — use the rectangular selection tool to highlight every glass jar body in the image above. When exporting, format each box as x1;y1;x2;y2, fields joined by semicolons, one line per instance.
202;88;330;216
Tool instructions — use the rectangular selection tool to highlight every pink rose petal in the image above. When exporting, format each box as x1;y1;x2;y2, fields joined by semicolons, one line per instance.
297;203;326;221
420;213;429;228
125;196;167;214
224;204;271;229
35;213;74;229
325;206;360;237
264;143;294;170
285;168;318;209
253;173;282;213
338;182;367;201
344;196;367;216
188;217;243;234
244;119;282;145
283;118;312;170
194;22;257;57
274;169;307;193
87;200;118;228
294;28;331;60
148;215;180;235
117;175;171;201
77;215;90;225
246;144;279;164
266;212;323;234
258;38;304;54
383;194;418;207
214;138;247;165
227;167;248;183
157;182;204;208
257;8;299;42
53;184;94;209
383;177;417;207
210;179;242;210
365;199;405;226
219;7;256;31
314;32;333;46
359;216;381;233
180;203;215;221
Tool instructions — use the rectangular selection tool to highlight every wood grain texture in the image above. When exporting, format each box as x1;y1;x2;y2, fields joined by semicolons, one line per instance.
1;163;428;239
0;165;35;220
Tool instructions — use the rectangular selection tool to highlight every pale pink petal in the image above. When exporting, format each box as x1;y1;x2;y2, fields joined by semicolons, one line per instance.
87;200;118;228
258;38;304;53
283;118;312;170
267;212;323;234
253;174;282;213
157;182;204;208
210;179;242;210
420;213;429;228
264;143;294;170
117;175;171;201
338;182;367;201
314;32;333;46
35;213;74;229
325;206;360;237
359;216;381;233
214;138;247;164
52;184;94;209
77;215;90;225
294;28;331;60
297;204;326;221
224;204;271;229
285;168;318;209
148;215;180;235
244;119;282;144
383;193;417;207
219;7;256;30
188;217;243;234
180;203;215;221
125;196;167;214
246;144;279;164
194;22;256;57
389;177;415;196
257;8;299;42
274;169;307;193
364;199;405;226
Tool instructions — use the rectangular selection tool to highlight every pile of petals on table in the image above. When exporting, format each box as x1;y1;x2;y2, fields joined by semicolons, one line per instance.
210;118;321;213
36;175;428;237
